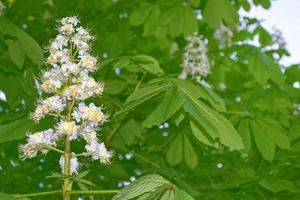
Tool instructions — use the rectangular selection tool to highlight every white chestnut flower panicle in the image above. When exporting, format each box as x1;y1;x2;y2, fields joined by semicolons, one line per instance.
214;23;233;49
20;16;113;176
180;33;211;81
0;1;5;15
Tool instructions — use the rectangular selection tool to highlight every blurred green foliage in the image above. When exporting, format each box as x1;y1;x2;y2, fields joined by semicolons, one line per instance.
0;0;300;199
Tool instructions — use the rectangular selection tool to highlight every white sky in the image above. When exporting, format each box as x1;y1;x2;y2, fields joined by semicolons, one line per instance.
243;0;300;65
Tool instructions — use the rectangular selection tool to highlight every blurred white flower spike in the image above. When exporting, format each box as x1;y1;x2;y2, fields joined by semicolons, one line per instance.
0;1;5;16
20;16;112;173
180;33;211;81
214;23;233;49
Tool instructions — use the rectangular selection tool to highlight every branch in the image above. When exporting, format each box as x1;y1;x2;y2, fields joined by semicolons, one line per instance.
70;190;119;195
14;190;62;199
13;189;120;199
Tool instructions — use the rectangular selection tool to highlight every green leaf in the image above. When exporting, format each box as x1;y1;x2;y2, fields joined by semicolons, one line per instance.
0;118;34;144
0;192;15;200
16;27;43;67
238;119;252;152
112;174;169;200
183;7;198;37
250;121;275;161
130;6;152;26
203;0;238;27
169;6;185;38
0;16;17;36
143;86;184;128
132;55;164;75
259;178;300;193
161;190;175;200
144;185;167;199
257;117;290;149
239;45;284;84
174;187;195;200
183;134;198;169
105;80;128;95
118;119;142;145
77;182;94;200
256;26;272;46
178;81;244;150
6;39;26;69
76;170;90;179
190;122;214;147
166;134;183;166
125;81;171;104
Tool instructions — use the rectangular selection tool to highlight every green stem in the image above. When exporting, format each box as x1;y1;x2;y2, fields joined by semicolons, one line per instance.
63;99;74;200
14;190;62;199
13;189;119;199
75;152;91;157
44;144;64;154
70;190;120;195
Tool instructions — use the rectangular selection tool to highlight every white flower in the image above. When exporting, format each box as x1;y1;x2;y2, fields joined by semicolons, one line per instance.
72;103;107;126
61;62;80;76
214;23;233;48
78;75;104;98
79;54;97;72
64;85;82;100
28;129;57;146
180;33;210;80
60;16;80;26
85;140;112;164
30;95;66;122
20;129;57;159
47;49;71;65
57;121;78;140
49;34;68;52
59;153;79;174
79;126;98;143
59;16;79;35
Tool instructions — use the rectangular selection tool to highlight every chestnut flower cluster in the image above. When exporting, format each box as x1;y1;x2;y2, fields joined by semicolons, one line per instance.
214;23;233;48
20;16;112;175
0;1;5;15
180;33;210;81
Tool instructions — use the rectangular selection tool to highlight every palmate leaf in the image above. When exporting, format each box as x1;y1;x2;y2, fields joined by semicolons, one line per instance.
238;45;284;84
166;134;183;166
248;117;290;161
259;178;300;193
203;0;238;27
5;39;26;69
112;174;169;200
0;16;43;68
143;86;184;128
112;174;195;200
166;132;198;169
176;80;244;150
116;80;172;116
0;118;34;144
